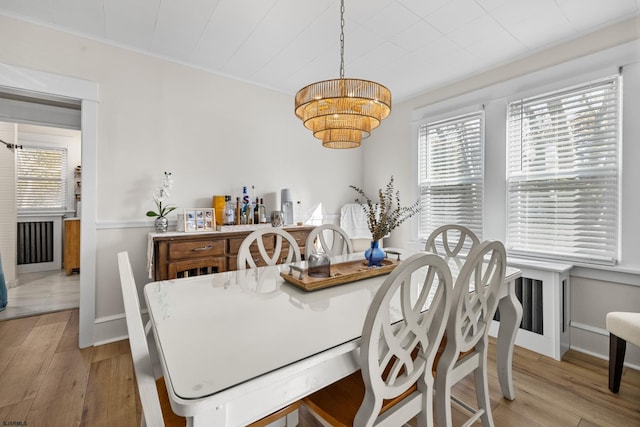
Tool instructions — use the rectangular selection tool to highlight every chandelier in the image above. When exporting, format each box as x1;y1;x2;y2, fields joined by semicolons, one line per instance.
294;0;391;149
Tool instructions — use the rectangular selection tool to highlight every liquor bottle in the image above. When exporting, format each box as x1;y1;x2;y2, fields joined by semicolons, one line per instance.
235;197;241;225
224;195;235;225
258;198;267;223
242;186;250;205
253;197;260;224
246;197;254;224
241;186;250;224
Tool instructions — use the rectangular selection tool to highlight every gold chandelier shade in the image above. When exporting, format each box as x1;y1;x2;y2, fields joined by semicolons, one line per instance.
295;78;392;148
319;129;364;149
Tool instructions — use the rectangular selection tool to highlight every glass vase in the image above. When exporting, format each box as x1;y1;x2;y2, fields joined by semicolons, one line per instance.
364;240;385;267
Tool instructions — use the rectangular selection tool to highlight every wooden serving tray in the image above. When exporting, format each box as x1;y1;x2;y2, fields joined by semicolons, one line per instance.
281;257;401;292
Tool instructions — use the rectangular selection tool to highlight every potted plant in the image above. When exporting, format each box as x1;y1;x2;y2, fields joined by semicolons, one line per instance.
350;176;419;266
146;171;176;233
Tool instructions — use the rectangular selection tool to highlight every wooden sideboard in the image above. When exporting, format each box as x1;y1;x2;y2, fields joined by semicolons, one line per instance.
151;226;315;281
64;218;80;275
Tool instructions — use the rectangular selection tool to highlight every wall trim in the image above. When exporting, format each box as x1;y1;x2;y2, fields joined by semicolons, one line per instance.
93;313;127;346
571;321;609;337
571;321;640;371
569;344;640;371
570;266;640;286
97;219;157;230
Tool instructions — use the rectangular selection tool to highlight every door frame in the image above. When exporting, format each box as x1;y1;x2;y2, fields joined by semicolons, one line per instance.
0;62;98;348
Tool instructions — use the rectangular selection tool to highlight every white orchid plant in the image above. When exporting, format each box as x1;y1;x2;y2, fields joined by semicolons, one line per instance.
146;171;176;218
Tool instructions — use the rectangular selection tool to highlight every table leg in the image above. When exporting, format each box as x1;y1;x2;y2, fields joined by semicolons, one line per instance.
496;278;523;400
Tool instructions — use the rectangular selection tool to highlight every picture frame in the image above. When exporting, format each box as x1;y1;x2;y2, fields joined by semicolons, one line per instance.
182;208;215;232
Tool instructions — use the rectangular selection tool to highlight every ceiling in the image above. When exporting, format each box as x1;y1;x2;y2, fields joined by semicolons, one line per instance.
2;0;640;102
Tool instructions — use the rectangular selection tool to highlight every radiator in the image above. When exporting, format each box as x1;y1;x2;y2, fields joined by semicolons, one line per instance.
517;277;544;334
495;276;546;335
17;221;54;265
491;262;572;361
16;216;62;274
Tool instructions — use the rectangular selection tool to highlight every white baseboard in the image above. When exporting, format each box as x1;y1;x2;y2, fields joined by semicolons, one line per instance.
93;309;153;346
93;312;128;346
569;344;640;371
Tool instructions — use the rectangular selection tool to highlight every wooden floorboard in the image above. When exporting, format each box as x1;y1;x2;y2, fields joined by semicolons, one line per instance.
0;308;638;427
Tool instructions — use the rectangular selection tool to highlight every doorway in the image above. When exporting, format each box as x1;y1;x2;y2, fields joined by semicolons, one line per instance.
0;122;81;321
0;61;99;348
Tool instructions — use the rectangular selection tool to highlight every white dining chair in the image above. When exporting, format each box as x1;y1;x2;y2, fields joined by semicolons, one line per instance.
434;240;506;427
237;228;301;270
305;224;354;257
119;251;302;427
303;252;453;427
606;311;640;393
118;251;186;427
425;224;480;258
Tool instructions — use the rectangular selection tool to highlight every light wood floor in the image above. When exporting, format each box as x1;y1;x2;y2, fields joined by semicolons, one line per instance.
0;309;638;427
0;269;79;321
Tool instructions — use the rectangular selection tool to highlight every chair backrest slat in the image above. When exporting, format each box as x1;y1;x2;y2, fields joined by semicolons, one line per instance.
305;224;354;257
237;228;301;270
425;224;480;258
450;240;506;354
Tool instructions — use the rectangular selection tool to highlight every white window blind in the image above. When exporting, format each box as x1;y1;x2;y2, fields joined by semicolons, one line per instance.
507;76;620;264
16;146;67;210
418;111;484;240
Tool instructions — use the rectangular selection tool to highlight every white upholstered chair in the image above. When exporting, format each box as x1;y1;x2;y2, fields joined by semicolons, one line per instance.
425;224;480;258
119;251;301;427
303;252;453;427
305;224;354;257
237;228;301;270
606;311;640;393
435;240;506;427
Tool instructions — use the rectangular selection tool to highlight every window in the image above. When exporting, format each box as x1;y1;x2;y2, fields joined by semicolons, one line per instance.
418;111;484;241
507;76;620;264
16;146;67;210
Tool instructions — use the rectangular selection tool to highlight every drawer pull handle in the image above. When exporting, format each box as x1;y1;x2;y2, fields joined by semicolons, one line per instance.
192;244;214;252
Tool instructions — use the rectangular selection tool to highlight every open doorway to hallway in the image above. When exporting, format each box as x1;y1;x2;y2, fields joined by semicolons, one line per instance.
1;61;99;348
0;121;81;321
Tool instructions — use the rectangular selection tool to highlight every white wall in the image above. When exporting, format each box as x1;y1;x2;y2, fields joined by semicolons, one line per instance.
364;19;640;365
0;14;364;341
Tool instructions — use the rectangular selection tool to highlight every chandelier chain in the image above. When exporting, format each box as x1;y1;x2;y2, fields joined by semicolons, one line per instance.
339;0;345;79
294;0;391;148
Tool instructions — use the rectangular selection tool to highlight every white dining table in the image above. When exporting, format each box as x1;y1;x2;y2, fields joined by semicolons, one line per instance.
144;249;522;427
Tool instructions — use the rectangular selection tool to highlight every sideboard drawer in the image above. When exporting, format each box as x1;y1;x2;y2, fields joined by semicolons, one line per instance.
228;236;274;254
169;239;225;260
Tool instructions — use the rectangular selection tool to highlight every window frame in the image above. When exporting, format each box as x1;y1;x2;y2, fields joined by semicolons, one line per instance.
16;144;68;212
505;74;621;265
417;109;485;242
